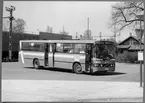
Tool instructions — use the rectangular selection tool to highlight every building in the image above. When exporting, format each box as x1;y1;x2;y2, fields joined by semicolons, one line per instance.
117;35;144;53
2;31;72;61
39;32;72;40
2;31;39;61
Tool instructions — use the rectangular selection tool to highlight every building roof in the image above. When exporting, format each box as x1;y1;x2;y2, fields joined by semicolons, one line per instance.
128;45;144;51
117;45;131;49
39;32;72;40
118;36;144;45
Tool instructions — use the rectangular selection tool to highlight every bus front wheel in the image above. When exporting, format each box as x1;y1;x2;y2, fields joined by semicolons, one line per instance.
73;63;83;74
33;58;40;69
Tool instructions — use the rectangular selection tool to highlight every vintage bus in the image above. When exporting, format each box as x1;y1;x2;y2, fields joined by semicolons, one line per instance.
19;40;116;74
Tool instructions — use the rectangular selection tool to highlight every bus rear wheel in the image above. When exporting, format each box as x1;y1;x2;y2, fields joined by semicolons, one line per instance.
73;63;83;74
33;59;40;69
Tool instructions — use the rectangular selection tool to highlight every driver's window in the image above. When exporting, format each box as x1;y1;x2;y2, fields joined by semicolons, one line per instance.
86;44;92;54
92;45;98;57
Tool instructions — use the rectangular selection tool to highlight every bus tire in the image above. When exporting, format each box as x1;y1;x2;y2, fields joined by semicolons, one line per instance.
73;63;83;74
33;58;40;69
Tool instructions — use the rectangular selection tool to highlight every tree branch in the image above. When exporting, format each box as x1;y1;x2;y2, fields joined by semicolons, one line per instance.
130;2;144;11
119;21;134;30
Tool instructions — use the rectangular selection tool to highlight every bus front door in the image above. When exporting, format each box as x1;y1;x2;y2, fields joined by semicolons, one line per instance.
85;44;92;71
48;44;55;68
44;43;49;66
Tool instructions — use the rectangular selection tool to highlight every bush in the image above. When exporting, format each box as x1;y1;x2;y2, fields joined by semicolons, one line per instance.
127;52;138;63
116;51;138;63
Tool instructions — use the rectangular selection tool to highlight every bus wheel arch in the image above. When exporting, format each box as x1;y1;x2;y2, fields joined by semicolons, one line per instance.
72;62;83;74
33;58;40;69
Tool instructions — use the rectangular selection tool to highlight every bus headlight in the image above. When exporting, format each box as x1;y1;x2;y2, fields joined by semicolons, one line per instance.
93;63;100;67
111;64;115;67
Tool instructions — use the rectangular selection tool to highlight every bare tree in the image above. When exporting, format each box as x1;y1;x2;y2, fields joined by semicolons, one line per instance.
109;1;144;33
83;30;92;40
12;18;26;33
3;18;26;33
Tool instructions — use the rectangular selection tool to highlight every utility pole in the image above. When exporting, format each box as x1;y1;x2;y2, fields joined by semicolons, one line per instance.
5;5;15;62
136;15;144;87
87;18;89;31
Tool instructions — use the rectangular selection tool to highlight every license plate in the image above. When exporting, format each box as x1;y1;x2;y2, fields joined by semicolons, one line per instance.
105;68;109;70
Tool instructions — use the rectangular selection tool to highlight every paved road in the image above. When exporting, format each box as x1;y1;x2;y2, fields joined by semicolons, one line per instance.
2;62;144;102
2;62;144;82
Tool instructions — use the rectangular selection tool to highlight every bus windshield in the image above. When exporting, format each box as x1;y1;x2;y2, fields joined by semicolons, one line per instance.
93;41;115;59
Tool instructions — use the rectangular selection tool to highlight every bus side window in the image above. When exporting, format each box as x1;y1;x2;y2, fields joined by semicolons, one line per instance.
52;43;56;52
56;43;63;53
50;44;52;52
63;43;73;53
73;44;85;54
45;44;49;52
39;43;45;52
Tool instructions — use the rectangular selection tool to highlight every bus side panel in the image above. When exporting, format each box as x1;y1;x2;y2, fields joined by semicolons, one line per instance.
80;64;85;72
22;51;44;67
48;52;53;67
73;54;86;71
54;53;86;71
54;53;74;69
19;51;25;67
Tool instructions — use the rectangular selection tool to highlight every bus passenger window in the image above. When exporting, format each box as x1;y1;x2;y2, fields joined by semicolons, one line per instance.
69;49;73;53
49;45;52;52
80;50;85;53
74;44;86;54
52;44;56;52
56;43;63;52
63;43;73;53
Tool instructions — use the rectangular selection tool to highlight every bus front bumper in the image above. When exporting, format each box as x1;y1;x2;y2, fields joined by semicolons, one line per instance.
92;66;115;73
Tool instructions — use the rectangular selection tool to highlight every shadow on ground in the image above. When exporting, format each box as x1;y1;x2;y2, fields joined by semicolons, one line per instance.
24;67;126;76
90;71;126;76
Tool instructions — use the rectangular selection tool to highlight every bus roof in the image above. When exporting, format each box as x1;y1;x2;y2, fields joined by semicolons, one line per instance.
20;40;96;44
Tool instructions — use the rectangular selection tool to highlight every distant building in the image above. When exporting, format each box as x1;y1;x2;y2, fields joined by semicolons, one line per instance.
117;35;144;53
39;32;72;40
2;31;72;61
2;31;39;61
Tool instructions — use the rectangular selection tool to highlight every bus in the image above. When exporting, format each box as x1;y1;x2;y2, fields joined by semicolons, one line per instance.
19;40;116;74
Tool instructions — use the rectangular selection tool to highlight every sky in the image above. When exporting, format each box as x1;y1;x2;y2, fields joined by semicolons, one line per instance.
3;1;135;42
